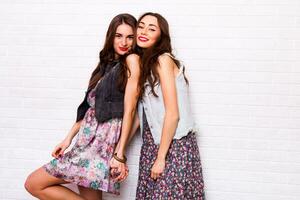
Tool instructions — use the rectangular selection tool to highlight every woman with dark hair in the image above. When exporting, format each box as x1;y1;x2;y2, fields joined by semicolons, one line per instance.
111;12;205;199
24;13;140;200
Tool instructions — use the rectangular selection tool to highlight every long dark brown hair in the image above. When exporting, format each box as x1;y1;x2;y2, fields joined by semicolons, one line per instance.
88;13;137;90
137;12;187;98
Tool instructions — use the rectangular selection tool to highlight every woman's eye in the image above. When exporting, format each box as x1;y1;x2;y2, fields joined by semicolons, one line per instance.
138;26;144;29
149;29;156;32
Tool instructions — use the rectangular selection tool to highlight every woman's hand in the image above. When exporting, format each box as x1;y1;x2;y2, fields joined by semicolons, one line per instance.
51;138;71;158
150;157;166;180
110;157;129;182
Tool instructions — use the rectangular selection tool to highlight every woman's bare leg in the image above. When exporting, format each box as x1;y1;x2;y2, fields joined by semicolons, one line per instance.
78;186;102;200
24;167;85;200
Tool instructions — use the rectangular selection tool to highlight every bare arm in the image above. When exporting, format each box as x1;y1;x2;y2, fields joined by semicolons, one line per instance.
110;54;140;182
151;54;180;179
115;54;140;158
128;111;140;143
157;55;180;160
51;120;82;158
114;110;140;152
64;120;82;142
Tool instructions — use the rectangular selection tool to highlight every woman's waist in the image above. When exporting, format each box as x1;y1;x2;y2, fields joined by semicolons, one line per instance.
143;130;197;146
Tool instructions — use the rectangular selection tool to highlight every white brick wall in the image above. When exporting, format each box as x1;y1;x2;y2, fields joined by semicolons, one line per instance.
1;0;300;199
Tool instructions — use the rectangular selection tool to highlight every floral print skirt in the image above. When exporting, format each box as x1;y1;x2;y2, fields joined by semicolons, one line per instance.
136;111;205;199
43;107;122;195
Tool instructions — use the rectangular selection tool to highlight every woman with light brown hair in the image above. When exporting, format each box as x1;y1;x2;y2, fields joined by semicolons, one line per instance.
24;13;140;200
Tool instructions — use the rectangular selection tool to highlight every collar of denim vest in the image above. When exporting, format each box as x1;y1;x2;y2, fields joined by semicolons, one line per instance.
104;59;119;73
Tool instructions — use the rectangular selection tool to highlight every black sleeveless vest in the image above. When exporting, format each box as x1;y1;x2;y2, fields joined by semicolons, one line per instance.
76;61;125;123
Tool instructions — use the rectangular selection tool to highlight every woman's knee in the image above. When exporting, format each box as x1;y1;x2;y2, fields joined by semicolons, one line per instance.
24;167;49;196
24;173;40;196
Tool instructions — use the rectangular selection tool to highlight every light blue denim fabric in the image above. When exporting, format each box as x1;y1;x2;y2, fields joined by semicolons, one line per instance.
138;58;197;144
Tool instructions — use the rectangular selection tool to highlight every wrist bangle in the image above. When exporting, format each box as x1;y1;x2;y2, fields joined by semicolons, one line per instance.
113;153;127;163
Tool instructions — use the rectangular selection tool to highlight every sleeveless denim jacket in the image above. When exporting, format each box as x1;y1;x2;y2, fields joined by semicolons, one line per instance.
76;61;124;123
137;56;197;144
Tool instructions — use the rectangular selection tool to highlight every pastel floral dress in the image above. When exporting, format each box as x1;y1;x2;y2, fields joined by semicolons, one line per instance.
43;85;122;194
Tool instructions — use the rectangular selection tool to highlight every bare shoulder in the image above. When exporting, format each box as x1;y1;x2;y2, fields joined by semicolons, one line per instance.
158;53;175;71
126;53;140;64
126;54;140;75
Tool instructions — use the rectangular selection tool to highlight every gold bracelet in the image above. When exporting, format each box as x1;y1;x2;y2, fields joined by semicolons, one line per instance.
113;153;127;163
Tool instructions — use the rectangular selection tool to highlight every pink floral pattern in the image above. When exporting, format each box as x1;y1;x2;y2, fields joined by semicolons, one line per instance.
43;88;122;194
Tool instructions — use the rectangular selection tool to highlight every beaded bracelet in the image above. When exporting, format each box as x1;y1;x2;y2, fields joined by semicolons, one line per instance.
113;153;127;163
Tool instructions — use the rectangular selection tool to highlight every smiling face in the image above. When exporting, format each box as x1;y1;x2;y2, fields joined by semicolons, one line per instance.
113;23;134;58
136;15;161;49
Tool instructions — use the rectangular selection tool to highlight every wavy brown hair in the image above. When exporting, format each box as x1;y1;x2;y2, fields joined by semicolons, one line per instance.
137;12;187;98
88;13;137;91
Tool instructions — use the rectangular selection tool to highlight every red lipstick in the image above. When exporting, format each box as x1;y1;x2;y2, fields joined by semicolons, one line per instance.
138;36;149;42
119;47;129;52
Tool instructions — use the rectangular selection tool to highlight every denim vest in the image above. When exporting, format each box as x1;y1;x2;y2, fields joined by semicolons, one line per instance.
138;62;197;144
76;61;124;123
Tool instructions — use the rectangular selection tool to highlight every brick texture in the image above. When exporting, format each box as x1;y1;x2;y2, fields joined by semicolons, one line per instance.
1;0;300;199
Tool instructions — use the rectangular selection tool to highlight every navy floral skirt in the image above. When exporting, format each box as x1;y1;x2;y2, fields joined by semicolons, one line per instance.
136;111;205;200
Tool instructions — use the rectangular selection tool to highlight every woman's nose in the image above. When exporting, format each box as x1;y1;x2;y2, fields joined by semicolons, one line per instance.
121;38;127;46
141;28;147;35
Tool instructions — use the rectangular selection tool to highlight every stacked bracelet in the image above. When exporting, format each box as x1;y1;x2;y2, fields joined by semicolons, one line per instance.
113;153;127;163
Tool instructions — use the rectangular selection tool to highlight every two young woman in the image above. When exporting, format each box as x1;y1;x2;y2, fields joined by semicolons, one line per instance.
25;12;205;200
112;12;205;200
